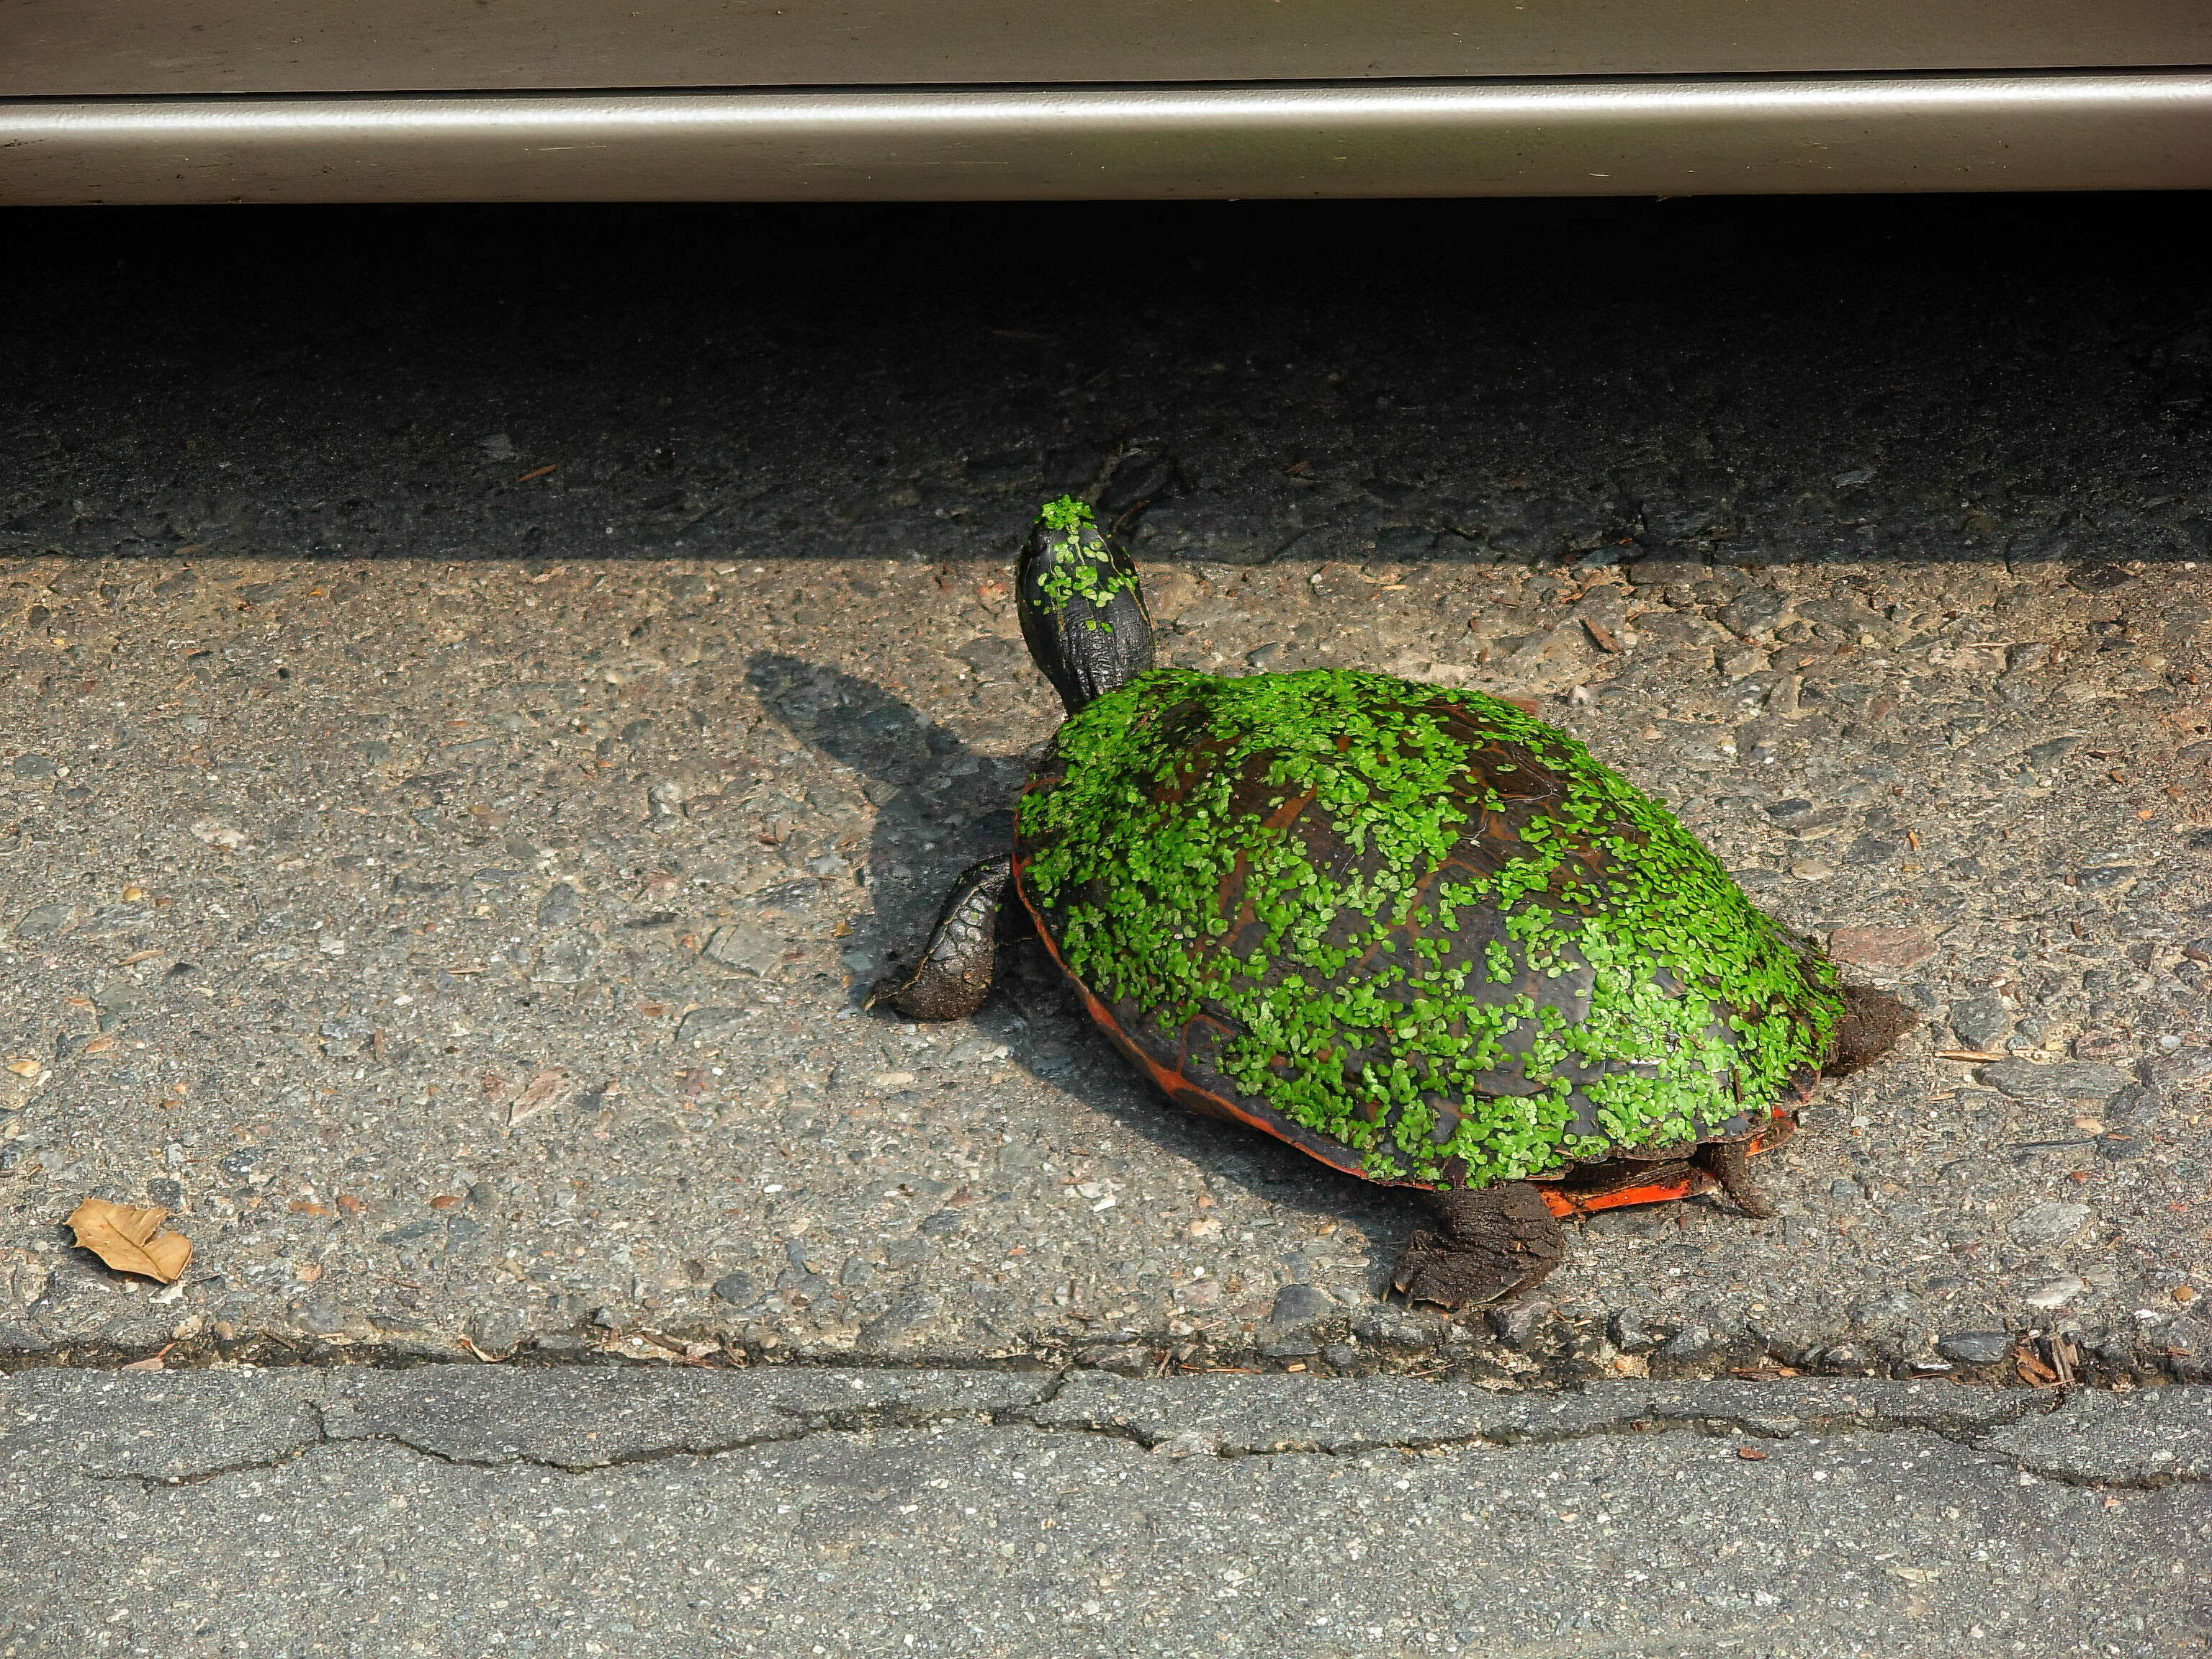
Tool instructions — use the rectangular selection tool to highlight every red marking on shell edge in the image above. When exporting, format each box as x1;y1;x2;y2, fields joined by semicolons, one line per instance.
1744;1116;1797;1156
1538;1174;1713;1218
1534;1114;1794;1215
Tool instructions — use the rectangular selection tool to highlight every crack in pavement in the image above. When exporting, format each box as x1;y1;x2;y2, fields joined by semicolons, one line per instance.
71;1412;2205;1495
12;1365;2203;1493
78;1399;1075;1488
1154;1424;2212;1491
1018;1380;2212;1490
4;1327;2203;1391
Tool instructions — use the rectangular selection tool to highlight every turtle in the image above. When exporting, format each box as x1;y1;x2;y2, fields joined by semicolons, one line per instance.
872;496;1916;1308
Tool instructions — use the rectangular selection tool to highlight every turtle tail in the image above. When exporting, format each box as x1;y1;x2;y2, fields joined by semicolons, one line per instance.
1825;981;1918;1077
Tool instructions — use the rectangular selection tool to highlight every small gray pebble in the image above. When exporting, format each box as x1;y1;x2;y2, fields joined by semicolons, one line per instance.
1948;994;2013;1050
711;1273;755;1305
2010;1200;2092;1248
467;1308;526;1356
1609;1309;1662;1354
15;903;73;939
1088;1343;1157;1377
2072;867;2138;891
1267;1283;1334;1326
1974;1059;2131;1101
1936;1330;2014;1364
1487;1298;1555;1350
536;882;583;930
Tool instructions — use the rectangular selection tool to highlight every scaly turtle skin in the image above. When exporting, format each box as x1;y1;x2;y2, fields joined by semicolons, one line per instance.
875;498;1914;1308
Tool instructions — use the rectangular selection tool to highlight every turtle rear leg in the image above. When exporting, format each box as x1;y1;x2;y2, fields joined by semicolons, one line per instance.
1697;1140;1778;1219
867;857;1012;1021
1391;1182;1566;1310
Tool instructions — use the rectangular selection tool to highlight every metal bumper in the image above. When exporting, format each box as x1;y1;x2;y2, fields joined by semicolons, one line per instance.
4;71;2209;205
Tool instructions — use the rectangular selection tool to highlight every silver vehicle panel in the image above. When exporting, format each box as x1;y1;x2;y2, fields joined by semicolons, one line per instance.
7;73;2210;205
6;0;2209;95
4;1;2208;202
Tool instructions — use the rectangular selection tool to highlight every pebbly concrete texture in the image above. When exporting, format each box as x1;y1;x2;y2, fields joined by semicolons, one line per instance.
1;1367;2206;1657
0;197;2208;1379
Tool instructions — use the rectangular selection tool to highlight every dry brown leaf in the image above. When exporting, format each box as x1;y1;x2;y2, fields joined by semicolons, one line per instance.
66;1197;192;1283
506;1066;579;1128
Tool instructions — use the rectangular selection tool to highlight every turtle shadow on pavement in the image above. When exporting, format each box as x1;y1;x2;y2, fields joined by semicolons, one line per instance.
744;651;1027;966
743;650;1411;1261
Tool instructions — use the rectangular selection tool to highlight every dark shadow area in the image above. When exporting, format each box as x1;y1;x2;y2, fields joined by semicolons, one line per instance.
743;647;1023;961
743;647;1413;1252
4;194;2208;575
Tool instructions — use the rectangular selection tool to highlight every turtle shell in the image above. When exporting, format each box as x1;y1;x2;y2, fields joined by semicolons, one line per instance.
1011;667;1842;1192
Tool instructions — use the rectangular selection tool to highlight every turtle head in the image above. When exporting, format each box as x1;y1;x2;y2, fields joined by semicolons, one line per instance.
1017;495;1156;716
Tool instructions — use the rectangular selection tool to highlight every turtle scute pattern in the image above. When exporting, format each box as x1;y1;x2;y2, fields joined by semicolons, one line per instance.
1014;668;1843;1190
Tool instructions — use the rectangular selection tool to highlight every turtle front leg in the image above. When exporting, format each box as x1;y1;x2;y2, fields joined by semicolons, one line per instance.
867;857;1012;1020
1697;1141;1778;1219
1390;1182;1566;1310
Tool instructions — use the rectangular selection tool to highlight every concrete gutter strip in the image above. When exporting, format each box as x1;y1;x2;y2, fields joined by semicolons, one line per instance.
3;1370;2203;1657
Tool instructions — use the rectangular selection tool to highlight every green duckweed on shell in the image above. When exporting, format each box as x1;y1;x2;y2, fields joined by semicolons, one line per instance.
1015;667;1842;1190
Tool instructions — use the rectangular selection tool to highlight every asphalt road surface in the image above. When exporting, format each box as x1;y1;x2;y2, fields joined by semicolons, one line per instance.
4;1366;2208;1658
2;197;2206;1380
2;192;2209;1656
